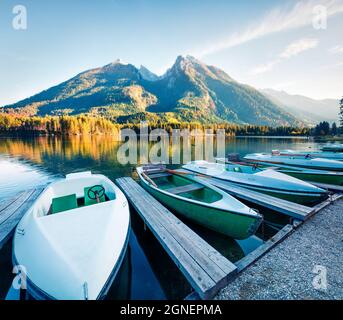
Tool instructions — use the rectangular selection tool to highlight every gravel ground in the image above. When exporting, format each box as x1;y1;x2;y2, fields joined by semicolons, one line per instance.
216;199;343;300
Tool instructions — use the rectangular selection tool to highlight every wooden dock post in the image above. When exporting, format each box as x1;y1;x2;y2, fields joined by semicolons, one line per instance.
116;177;237;300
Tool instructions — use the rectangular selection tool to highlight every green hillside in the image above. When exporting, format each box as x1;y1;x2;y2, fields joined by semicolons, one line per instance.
3;56;302;127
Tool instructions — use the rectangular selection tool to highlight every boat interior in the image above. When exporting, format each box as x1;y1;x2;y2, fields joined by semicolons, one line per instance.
49;185;111;214
225;164;263;174
34;174;116;217
192;161;263;175
142;166;223;204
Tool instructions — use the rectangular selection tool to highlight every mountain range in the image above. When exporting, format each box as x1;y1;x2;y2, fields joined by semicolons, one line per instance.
262;89;339;125
2;55;335;127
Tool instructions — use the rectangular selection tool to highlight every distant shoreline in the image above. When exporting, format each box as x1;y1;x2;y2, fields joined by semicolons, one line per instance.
235;135;311;139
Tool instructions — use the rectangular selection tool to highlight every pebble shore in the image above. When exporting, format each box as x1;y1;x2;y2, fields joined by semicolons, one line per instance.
216;199;343;300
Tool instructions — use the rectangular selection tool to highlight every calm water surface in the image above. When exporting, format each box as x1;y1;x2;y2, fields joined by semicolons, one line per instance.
0;135;326;300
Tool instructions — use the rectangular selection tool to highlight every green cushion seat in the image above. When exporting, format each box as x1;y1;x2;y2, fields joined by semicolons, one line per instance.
84;185;106;206
52;194;77;214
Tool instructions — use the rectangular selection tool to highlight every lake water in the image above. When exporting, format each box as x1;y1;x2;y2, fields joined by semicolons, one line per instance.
0;135;325;300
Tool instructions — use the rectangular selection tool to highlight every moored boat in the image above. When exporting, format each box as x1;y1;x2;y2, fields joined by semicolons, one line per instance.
321;144;343;152
183;160;328;205
278;149;343;161
136;165;262;240
217;157;343;186
244;151;343;171
13;171;130;300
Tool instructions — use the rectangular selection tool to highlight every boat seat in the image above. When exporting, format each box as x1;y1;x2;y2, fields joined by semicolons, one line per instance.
84;185;106;206
166;183;204;195
233;167;242;173
148;172;172;179
51;194;78;214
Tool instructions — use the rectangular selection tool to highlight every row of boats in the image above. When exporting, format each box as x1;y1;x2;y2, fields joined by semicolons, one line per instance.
12;146;343;300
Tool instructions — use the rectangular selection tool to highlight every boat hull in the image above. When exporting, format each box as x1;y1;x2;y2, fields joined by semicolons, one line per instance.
278;169;343;186
244;156;343;171
12;228;130;300
241;185;326;205
140;180;261;240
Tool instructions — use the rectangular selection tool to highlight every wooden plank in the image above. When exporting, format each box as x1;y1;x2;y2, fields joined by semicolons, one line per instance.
148;172;172;179
117;178;216;298
166;183;204;195
0;188;44;250
305;181;343;193
116;177;237;299
0;190;36;225
0;194;22;213
311;193;343;215
194;176;314;220
235;224;294;272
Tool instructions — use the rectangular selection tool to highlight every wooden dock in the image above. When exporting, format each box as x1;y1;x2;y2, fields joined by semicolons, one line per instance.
174;170;314;221
305;181;343;193
116;177;237;299
0;188;44;250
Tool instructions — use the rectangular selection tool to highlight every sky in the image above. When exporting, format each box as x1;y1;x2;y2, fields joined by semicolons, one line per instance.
0;0;342;106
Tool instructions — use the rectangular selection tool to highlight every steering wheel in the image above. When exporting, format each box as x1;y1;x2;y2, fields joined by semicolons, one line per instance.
87;185;105;202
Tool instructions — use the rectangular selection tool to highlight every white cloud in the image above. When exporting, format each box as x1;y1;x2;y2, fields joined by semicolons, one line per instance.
329;45;343;54
280;38;319;58
252;60;280;75
251;38;319;75
192;0;343;58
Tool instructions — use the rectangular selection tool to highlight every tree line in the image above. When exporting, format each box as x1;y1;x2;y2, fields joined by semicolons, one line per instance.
311;121;338;136
0;114;121;136
312;97;343;136
0;113;312;136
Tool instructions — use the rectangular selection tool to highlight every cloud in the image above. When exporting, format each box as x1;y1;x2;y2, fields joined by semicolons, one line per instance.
280;38;319;58
329;45;343;54
252;61;279;75
251;38;319;75
192;0;343;58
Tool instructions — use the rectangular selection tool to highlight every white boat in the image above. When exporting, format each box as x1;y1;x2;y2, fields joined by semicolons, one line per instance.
183;161;327;205
244;151;343;172
13;171;130;300
278;149;343;161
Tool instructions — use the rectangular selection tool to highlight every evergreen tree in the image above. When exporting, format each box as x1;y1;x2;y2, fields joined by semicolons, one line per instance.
331;122;337;136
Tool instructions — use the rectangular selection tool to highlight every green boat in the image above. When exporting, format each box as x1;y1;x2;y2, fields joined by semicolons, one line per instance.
136;165;262;240
218;158;343;186
276;166;343;186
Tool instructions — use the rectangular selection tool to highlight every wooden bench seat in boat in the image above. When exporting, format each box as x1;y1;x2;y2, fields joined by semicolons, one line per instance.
142;164;167;174
148;172;172;179
166;183;204;195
